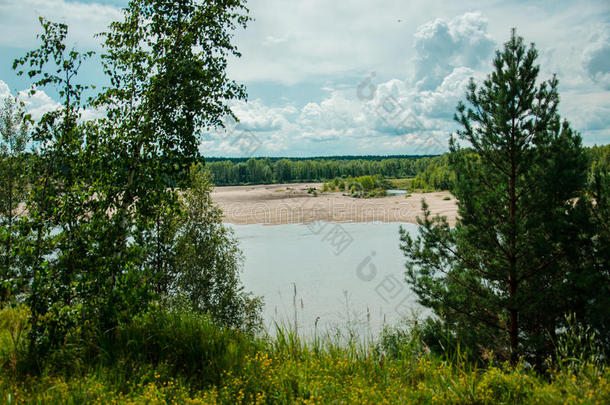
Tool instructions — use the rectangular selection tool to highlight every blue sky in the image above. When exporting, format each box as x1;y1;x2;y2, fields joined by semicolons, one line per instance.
1;0;609;157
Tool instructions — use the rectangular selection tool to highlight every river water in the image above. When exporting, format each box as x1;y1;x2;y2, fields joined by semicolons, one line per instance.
229;222;425;338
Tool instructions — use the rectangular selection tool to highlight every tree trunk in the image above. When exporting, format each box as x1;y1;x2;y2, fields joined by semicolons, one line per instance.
508;112;519;364
509;280;519;364
5;168;13;270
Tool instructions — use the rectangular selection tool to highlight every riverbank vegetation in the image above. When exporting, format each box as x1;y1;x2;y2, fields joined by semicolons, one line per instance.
1;305;609;404
320;172;448;198
321;175;391;198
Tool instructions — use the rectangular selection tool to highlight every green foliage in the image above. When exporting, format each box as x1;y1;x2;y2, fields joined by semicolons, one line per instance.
171;164;262;333
206;145;605;190
359;175;374;191
401;30;591;365
323;174;392;198
374;320;430;360
1;306;609;404
90;0;252;297
84;0;253;340
214;147;606;192
12;17;98;356
411;154;456;191
388;177;412;190
0;306;28;371
564;159;610;353
588;144;610;173
0;97;30;303
98;307;262;388
552;313;606;376
207;156;439;185
6;0;257;363
306;187;318;196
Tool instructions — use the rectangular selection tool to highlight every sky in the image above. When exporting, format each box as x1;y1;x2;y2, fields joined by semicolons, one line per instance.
0;0;609;157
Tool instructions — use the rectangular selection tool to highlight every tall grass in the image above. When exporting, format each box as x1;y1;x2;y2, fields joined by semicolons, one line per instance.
1;305;609;404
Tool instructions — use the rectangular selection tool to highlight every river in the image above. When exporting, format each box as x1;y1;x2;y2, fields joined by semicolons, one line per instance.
230;222;425;339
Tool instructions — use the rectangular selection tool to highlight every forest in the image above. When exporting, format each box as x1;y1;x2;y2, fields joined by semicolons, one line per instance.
0;0;609;404
206;146;609;192
205;155;435;185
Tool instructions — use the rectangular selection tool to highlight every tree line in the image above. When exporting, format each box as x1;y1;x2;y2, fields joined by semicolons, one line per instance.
206;145;609;192
205;156;436;185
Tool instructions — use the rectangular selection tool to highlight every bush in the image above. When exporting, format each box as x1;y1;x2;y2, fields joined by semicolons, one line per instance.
171;164;263;333
374;320;429;360
97;308;262;388
358;176;374;191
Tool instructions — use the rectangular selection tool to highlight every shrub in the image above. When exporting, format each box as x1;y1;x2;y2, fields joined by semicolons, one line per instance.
0;305;28;371
358;176;374;191
374;321;428;360
97;308;261;388
552;313;606;376
172;165;263;333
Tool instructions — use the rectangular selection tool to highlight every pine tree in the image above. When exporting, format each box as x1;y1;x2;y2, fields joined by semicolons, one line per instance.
566;156;610;352
400;30;588;364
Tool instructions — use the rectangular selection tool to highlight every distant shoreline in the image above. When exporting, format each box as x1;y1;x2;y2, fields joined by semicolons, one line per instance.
211;182;458;226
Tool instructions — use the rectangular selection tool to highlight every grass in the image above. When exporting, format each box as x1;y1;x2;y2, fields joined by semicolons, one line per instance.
1;305;609;404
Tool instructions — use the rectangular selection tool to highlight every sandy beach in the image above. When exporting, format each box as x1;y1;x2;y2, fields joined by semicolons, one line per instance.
211;183;458;225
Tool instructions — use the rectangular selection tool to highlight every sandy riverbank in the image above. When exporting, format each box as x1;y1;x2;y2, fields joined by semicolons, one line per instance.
211;183;458;225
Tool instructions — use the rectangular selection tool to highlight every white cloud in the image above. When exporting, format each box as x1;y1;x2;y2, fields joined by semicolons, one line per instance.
583;24;610;90
230;99;292;132
204;64;463;156
1;79;104;124
2;1;609;155
263;35;289;46
16;88;61;121
362;79;421;134
417;67;479;118
0;0;122;49
80;106;107;122
413;12;495;90
201;9;503;157
297;92;363;132
206;9;500;156
227;0;451;85
560;90;610;136
0;81;10;99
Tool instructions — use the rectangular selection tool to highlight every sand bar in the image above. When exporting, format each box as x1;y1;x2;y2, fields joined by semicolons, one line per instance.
211;183;458;225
